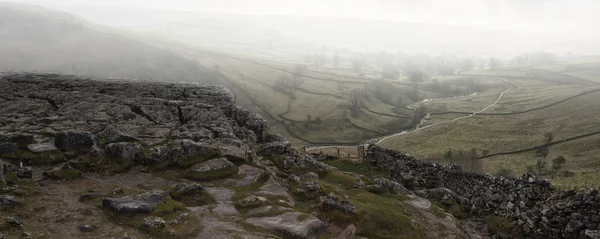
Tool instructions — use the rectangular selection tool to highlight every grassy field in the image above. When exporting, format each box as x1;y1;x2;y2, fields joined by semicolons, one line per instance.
174;31;600;189
381;60;600;188
182;48;495;146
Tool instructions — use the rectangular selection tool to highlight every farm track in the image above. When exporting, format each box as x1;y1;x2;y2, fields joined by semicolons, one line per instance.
478;130;600;159
196;51;600;158
431;87;600;116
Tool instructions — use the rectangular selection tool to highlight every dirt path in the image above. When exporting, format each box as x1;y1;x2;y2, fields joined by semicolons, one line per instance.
307;77;520;151
450;78;520;122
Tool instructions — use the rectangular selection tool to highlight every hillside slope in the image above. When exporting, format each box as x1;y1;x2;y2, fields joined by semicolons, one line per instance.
0;2;220;84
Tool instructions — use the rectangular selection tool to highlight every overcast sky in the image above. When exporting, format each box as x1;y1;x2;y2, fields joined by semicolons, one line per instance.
11;0;600;35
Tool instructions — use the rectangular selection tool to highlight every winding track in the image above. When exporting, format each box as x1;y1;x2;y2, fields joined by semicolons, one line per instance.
200;53;600;158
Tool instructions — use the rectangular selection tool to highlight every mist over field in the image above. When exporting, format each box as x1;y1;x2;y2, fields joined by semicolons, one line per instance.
1;1;600;238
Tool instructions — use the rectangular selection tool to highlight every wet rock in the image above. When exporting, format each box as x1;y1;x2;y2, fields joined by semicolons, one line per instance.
414;188;470;206
283;149;334;172
102;190;170;216
79;190;101;202
176;140;220;167
143;216;166;229
1;216;23;228
293;172;321;200
105;142;145;162
336;224;356;239
16;166;33;179
171;183;203;196
322;194;357;215
246;212;326;239
26;143;57;153
257;177;295;206
218;144;249;163
368;178;413;195
0;142;17;155
79;224;97;232
97;125;138;144
259;140;290;157
183;158;237;181
238;196;267;208
54;130;97;151
0;195;22;208
585;229;600;239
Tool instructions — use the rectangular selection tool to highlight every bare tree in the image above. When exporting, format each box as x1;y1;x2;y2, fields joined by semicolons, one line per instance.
350;88;365;116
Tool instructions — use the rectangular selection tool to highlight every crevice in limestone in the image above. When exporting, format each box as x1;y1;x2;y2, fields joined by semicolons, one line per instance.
177;106;188;125
46;98;59;110
128;105;156;124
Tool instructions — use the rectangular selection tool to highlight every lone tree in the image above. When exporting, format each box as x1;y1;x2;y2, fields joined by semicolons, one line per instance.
533;132;554;176
552;155;567;172
349;88;365;116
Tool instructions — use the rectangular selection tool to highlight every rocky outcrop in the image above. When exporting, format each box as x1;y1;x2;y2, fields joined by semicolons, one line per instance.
282;148;335;172
322;193;357;215
105;142;145;162
102;190;170;216
183;158;238;181
366;145;600;239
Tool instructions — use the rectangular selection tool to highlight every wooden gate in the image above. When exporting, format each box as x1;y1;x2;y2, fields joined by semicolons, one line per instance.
357;145;366;158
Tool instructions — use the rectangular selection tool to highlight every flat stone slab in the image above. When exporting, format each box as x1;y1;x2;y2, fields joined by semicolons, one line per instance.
246;212;326;239
27;143;58;153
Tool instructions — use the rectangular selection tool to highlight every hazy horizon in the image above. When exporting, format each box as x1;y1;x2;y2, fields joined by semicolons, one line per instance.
8;0;600;35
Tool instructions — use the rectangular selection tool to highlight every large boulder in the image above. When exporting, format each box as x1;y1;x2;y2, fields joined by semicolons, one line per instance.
54;131;97;151
102;190;170;216
183;158;238;181
105;142;145;162
259;140;290;157
176;140;220;167
246;212;326;239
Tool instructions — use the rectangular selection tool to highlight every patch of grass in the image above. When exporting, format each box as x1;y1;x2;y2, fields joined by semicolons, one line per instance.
183;165;238;181
430;205;448;218
289;167;329;177
5;150;65;165
268;155;285;170
485;215;517;236
344;189;427;239
322;172;358;189
154;198;186;215
169;189;216;207
439;200;468;220
4;172;18;185
103;196;201;238
45;169;83;180
178;150;221;168
325;159;386;178
232;181;265;204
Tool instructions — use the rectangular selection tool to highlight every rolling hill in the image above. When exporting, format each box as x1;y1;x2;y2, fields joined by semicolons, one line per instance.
0;2;220;84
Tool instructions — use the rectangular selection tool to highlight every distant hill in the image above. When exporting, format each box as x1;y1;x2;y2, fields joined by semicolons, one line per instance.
0;2;220;84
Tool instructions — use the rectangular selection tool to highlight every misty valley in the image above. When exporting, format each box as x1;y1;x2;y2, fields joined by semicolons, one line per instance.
1;1;600;239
